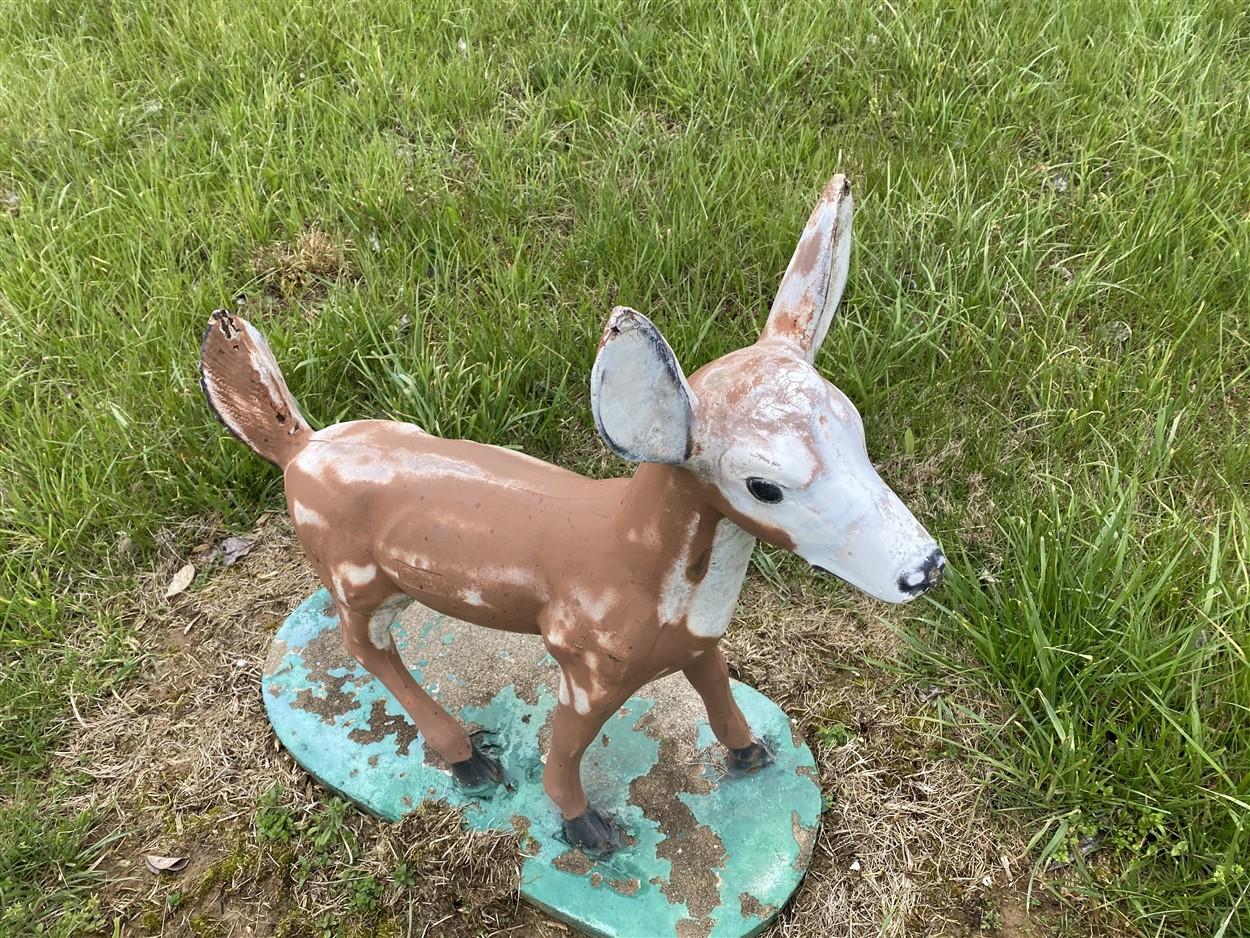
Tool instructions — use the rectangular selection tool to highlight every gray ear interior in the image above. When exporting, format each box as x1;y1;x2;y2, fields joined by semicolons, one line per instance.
590;307;696;464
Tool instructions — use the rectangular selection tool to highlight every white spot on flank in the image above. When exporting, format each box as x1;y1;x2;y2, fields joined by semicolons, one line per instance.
340;562;378;588
493;566;540;588
624;524;662;550
462;589;486;606
292;501;328;528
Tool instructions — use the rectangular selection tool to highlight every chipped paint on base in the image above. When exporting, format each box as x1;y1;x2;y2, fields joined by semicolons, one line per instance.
264;589;821;937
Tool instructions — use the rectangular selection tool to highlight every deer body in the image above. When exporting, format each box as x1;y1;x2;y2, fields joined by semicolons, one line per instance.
278;420;760;821
201;174;945;852
286;422;758;687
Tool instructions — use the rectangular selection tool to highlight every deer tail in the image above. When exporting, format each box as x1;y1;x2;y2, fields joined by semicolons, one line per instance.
199;309;313;469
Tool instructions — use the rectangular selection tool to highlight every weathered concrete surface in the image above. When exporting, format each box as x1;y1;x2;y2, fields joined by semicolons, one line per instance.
264;589;821;938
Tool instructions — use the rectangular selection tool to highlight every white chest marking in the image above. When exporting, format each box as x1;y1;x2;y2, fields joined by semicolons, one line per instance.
686;519;755;638
658;518;755;639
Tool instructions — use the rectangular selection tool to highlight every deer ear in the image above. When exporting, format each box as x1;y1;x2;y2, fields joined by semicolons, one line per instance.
591;307;697;464
761;174;854;362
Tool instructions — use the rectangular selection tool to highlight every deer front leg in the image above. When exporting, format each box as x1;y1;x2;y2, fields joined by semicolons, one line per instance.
683;647;773;773
543;668;631;853
336;602;502;792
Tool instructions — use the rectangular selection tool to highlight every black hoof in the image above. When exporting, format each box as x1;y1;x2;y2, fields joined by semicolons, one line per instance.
562;807;620;855
727;739;774;774
450;744;502;794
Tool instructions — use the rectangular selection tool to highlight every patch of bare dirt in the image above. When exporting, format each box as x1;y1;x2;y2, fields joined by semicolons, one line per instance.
56;514;1115;936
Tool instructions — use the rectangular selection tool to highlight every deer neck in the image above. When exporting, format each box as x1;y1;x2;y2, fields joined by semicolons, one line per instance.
614;463;756;635
615;462;712;550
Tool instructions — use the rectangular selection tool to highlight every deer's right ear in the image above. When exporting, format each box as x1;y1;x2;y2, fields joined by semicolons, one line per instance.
760;174;853;362
591;307;697;464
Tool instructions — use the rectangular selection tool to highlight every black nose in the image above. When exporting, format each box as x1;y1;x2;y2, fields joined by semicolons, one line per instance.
897;548;945;597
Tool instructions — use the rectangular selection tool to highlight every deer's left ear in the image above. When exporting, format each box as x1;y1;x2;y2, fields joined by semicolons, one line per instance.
591;307;697;464
760;174;854;362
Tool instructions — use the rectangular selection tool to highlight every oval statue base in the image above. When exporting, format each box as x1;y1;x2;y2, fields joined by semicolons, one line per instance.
263;589;821;938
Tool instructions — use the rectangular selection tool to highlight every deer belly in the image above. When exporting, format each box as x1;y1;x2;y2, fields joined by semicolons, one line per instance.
378;550;547;634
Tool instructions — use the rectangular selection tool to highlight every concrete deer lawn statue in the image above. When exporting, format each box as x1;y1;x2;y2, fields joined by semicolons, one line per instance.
200;174;944;852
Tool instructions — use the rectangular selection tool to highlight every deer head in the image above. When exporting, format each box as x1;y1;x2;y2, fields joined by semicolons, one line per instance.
591;175;944;603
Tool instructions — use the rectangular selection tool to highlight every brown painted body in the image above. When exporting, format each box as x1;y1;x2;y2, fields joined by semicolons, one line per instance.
281;420;754;818
200;174;945;844
289;421;740;652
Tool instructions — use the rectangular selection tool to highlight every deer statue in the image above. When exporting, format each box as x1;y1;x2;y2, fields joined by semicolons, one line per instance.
200;174;944;852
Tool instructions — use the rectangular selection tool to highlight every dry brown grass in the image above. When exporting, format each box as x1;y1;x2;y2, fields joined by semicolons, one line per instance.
56;514;1107;936
725;586;1011;937
250;228;356;302
57;515;550;936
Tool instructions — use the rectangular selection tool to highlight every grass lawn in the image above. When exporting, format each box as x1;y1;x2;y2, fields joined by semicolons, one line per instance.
2;0;1248;934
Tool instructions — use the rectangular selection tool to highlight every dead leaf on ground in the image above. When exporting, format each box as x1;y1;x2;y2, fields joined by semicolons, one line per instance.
164;564;195;598
144;855;189;874
210;535;256;568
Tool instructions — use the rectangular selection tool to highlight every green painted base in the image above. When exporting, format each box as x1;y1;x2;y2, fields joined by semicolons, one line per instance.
263;589;820;938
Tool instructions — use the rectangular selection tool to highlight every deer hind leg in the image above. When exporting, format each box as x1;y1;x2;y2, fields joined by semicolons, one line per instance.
336;598;502;791
683;647;773;773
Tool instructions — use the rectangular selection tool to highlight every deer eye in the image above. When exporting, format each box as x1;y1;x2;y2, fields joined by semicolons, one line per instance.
746;478;783;504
